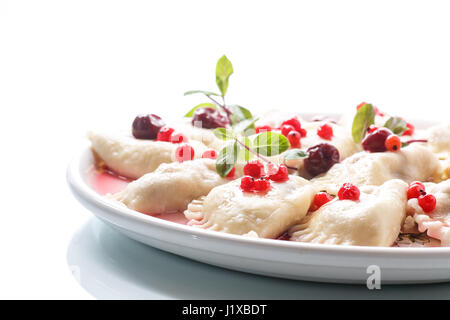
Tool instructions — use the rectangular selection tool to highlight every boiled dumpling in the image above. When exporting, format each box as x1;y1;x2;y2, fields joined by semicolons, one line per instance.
311;144;439;195
111;159;237;214
289;179;408;246
184;176;316;238
89;131;209;179
407;180;450;246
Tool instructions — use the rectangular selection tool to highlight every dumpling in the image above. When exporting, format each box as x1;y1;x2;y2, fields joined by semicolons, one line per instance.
407;180;450;246
311;144;439;195
289;179;408;246
424;123;450;181
184;176;316;238
89;131;209;179
172;120;226;150
111;159;235;214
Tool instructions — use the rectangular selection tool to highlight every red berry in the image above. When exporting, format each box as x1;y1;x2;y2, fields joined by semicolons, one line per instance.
287;131;301;148
407;182;426;200
403;123;415;136
243;160;265;178
201;149;217;159
367;125;379;133
157;126;175;142
418;194;436;213
281;117;302;132
240;176;255;192
317;123;333;140
268;164;289;182
338;183;360;201
299;128;307;137
175;144;195;162
170;132;188;144
226;167;236;179
253;177;271;192
281;124;294;137
311;192;333;211
411;181;425;190
385;135;402;152
255;125;272;133
356;102;367;110
356;102;381;115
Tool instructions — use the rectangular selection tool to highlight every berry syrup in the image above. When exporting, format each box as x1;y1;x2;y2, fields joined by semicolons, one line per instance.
89;166;188;224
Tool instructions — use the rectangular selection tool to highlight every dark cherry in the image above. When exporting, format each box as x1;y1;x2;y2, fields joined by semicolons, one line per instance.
132;114;165;140
191;107;230;129
361;128;392;153
304;143;340;177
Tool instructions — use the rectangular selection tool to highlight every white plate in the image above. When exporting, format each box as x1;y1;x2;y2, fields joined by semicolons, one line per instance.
67;119;450;285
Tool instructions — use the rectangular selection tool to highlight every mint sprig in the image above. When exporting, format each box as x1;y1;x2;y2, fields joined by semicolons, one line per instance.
383;117;407;135
352;103;375;143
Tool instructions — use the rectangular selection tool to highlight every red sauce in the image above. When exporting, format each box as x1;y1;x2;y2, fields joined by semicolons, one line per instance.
90;167;188;224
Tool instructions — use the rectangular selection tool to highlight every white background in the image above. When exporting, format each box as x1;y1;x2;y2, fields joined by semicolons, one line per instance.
1;0;450;299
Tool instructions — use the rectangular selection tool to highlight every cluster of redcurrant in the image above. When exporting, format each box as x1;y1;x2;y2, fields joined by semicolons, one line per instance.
407;182;436;213
240;160;289;192
255;117;307;148
309;183;360;212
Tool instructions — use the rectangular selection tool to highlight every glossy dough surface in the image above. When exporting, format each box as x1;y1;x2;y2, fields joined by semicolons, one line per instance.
185;176;316;238
89;131;208;179
311;144;438;194
111;159;229;214
407;180;450;246
290;179;408;246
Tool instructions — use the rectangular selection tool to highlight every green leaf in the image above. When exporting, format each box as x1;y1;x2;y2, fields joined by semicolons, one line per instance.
184;103;217;117
352;103;375;143
216;141;240;177
384;117;408;135
254;132;290;156
238;137;254;161
283;149;309;160
184;90;221;97
213;128;235;140
228;105;253;124
215;55;233;96
232;118;258;136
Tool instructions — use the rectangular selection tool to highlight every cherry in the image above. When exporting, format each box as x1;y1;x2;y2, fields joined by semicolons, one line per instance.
191;107;230;129
268;164;289;182
132;114;166;140
281;124;294;137
361;128;392;153
310;192;334;211
407;182;426;200
175;144;195;162
281;117;302;132
170;132;188;144
304;143;340;177
240;176;255;192
317;123;333;140
226;167;236;179
403;123;415;136
287;131;301;148
201;149;217;159
253;177;271;192
385;135;401;152
338;183;360;201
243;160;265;178
255;125;272;133
157;126;175;142
418;194;436;213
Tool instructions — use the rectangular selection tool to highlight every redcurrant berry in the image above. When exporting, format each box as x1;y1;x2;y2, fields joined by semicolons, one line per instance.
281;117;302;132
317;123;333;140
338;183;360;201
418;194;436;213
226;167;236;179
253;177;271;192
281;124;294;137
243;160;265;178
240;176;255;192
268;164;289;182
170;132;188;144
175;144;195;162
407;182;426;200
403;123;415;136
311;192;333;211
287;130;301;148
255;125;272;133
157;126;175;142
385;135;402;152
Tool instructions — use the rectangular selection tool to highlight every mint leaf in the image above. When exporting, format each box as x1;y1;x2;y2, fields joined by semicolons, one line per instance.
216;55;233;97
228;105;253;124
384;117;408;135
238;137;254;161
213;128;235;140
184;90;221;97
232;118;258;137
254;132;290;156
283;149;309;160
184;103;216;117
216;141;239;177
352;103;375;143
